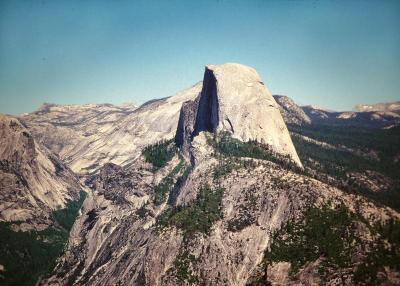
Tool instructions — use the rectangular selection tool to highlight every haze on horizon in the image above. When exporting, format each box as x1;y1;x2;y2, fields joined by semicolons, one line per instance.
0;0;399;115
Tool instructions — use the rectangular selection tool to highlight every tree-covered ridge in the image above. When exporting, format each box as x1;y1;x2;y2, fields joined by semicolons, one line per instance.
250;205;400;285
0;190;86;286
354;219;400;284
142;139;177;169
289;124;400;159
289;124;400;179
289;124;400;211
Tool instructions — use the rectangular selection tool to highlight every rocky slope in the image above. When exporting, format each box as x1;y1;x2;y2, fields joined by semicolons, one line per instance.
20;103;137;172
273;95;311;125
43;132;399;286
0;114;81;229
20;84;201;174
40;64;399;286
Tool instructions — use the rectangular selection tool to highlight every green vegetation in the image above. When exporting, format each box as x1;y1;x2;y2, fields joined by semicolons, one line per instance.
289;124;400;211
289;124;400;179
157;185;224;237
265;205;355;277
212;159;241;180
289;125;400;179
212;156;275;181
167;249;199;284
0;191;86;286
0;223;68;286
208;132;303;184
154;159;186;205
354;219;400;285
289;125;400;169
208;132;301;173
53;190;87;231
142;139;177;169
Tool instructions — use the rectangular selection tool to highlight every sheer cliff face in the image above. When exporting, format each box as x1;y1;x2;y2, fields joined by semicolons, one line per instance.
0;114;80;228
178;63;302;167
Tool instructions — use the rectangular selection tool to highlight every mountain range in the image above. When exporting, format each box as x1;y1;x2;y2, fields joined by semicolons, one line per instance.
0;63;399;286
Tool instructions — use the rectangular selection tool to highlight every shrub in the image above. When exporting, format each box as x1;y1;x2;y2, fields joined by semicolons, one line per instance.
167;250;199;284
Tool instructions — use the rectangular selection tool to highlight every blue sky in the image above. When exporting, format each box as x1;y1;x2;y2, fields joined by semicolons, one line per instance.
1;0;399;114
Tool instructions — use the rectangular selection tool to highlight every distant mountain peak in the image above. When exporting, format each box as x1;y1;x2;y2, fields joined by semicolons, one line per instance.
302;104;334;112
354;101;400;114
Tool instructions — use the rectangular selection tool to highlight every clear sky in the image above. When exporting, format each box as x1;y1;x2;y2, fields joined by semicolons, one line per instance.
1;0;399;115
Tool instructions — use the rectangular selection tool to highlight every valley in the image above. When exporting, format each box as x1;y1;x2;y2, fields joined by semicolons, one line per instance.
0;63;399;285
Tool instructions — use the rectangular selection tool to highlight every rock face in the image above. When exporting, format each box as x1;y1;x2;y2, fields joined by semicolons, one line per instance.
0;114;81;228
176;63;302;167
20;84;202;174
273;95;311;125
